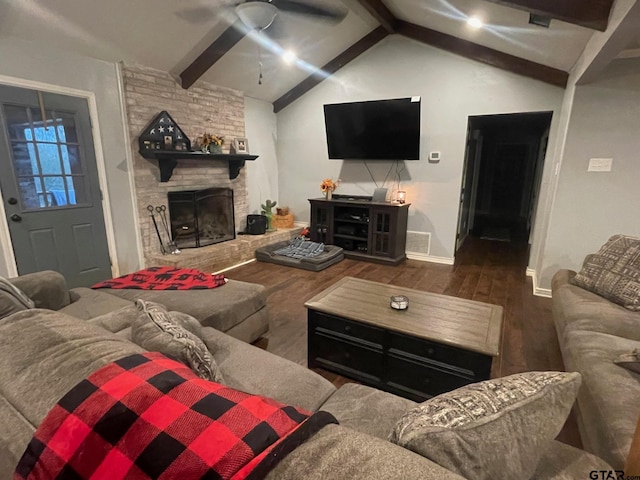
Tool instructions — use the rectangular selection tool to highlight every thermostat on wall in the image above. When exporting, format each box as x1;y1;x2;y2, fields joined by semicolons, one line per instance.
428;151;441;163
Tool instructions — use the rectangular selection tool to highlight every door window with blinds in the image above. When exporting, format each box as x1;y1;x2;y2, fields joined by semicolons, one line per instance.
4;104;88;210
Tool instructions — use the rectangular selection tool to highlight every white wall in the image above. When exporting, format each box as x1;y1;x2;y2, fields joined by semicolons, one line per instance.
538;58;640;287
276;35;565;259
0;38;142;277
244;97;279;217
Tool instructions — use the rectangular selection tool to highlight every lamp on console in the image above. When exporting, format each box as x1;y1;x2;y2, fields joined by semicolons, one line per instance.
396;191;406;204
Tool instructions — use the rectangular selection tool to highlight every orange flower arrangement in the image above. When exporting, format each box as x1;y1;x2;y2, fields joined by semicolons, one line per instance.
199;133;224;147
197;133;224;153
320;178;340;193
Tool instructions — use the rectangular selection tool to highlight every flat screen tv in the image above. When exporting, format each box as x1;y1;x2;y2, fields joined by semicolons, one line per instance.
324;97;420;160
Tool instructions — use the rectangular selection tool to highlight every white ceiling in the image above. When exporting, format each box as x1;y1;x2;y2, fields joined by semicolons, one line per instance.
0;0;632;103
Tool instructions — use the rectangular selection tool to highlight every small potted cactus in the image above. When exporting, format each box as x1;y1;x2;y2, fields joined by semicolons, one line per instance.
261;199;277;231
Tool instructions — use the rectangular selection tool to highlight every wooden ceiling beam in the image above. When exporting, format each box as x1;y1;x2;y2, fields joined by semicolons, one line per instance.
273;26;388;113
180;20;246;89
482;0;614;31
355;0;398;33
397;20;568;88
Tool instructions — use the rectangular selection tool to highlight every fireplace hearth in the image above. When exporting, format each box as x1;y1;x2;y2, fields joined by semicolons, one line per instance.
168;188;235;248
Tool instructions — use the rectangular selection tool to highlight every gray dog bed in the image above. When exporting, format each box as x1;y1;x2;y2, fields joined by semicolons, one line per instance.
255;240;344;271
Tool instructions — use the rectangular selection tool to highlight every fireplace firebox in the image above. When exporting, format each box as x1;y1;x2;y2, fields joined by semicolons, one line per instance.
168;188;235;248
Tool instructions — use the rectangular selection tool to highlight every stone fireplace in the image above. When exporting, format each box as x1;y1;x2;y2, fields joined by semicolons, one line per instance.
168;188;235;248
122;63;301;272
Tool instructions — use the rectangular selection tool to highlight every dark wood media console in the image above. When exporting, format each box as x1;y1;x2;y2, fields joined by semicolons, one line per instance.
308;197;409;265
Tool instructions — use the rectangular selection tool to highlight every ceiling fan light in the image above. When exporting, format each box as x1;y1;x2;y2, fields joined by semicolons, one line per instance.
467;16;483;29
236;2;278;31
282;50;297;64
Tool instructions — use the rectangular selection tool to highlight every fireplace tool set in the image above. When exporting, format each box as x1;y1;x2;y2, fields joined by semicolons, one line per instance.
147;205;180;255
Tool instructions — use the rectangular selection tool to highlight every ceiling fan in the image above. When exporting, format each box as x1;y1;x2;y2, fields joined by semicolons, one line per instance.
233;0;347;32
229;0;347;84
177;0;348;88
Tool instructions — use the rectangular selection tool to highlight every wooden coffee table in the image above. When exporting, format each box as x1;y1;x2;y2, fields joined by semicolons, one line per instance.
305;277;503;401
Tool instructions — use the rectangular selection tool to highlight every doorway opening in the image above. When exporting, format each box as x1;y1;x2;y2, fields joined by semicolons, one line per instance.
455;111;552;259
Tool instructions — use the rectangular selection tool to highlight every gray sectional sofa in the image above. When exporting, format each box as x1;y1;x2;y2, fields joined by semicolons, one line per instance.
0;270;616;479
552;268;640;469
12;269;270;344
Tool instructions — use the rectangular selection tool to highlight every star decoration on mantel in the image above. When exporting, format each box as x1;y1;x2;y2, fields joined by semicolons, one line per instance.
138;111;191;152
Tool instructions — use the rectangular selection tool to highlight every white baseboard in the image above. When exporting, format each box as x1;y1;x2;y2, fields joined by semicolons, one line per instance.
407;252;455;265
526;268;552;298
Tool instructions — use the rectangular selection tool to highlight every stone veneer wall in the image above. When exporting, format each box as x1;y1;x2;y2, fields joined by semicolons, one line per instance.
121;63;247;264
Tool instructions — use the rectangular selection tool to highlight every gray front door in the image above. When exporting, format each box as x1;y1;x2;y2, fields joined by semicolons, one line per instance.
0;85;112;287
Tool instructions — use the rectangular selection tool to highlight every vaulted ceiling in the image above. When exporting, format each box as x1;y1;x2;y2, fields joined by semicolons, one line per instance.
2;0;637;112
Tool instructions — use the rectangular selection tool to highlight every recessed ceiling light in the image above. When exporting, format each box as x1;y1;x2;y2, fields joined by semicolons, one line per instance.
282;50;297;64
467;17;483;29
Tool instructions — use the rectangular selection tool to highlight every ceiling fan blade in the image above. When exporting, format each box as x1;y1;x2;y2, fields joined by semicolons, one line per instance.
271;0;348;22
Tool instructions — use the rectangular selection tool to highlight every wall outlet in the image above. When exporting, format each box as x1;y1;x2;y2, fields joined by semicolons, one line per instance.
587;158;613;172
428;151;441;163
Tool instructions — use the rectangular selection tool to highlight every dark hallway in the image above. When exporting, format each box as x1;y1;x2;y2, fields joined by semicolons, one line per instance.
456;112;552;251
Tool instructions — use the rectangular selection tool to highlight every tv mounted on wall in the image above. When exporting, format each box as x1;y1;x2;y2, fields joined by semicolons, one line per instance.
323;97;421;160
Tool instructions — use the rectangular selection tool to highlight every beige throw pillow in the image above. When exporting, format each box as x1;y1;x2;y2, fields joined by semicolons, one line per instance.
389;371;581;480
132;299;224;383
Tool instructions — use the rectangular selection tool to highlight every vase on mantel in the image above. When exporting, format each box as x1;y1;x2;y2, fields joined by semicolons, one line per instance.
325;190;332;200
202;144;222;154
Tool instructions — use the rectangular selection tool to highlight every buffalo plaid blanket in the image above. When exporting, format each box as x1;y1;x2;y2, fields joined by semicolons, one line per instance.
92;266;227;290
15;353;337;480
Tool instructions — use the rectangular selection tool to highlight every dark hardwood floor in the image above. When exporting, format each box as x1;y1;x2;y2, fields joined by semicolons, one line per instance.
224;236;580;448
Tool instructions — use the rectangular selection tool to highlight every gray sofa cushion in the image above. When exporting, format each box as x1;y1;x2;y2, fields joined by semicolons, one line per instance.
561;329;640;468
103;279;267;333
572;235;640;311
8;270;70;311
264;424;465;480
0;395;34;477
61;287;134;319
389;371;582;480
132;299;223;382
552;269;640;342
531;441;614;479
0;309;143;427
199;326;336;412
86;304;139;334
320;383;417;440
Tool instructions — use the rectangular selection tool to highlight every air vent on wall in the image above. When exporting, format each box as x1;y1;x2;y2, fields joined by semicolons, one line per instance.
406;231;431;256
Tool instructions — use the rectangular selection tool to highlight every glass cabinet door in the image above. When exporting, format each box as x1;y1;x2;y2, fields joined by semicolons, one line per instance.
311;204;332;243
371;209;392;256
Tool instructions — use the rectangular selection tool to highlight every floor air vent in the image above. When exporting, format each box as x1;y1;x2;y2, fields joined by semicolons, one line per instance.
406;231;431;256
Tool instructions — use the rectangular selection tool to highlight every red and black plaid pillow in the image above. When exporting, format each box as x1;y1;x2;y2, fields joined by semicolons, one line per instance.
15;352;336;479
